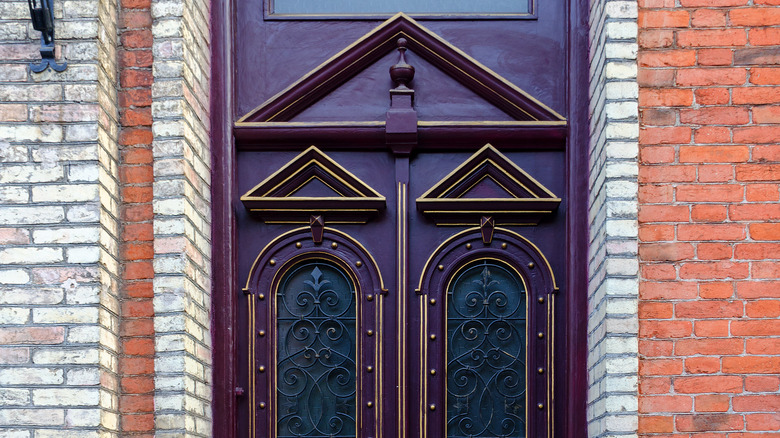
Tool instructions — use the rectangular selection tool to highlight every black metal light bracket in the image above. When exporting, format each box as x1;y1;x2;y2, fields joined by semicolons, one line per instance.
28;0;66;73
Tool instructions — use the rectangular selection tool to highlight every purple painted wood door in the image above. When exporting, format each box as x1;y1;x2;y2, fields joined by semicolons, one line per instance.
223;2;588;436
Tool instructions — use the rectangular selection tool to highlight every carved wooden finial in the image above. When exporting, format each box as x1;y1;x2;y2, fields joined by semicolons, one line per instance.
389;38;415;90
386;38;417;154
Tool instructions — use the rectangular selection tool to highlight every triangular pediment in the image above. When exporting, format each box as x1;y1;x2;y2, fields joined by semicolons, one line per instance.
416;144;561;226
458;175;524;199
240;146;386;223
236;13;565;125
287;176;343;197
287;50;517;123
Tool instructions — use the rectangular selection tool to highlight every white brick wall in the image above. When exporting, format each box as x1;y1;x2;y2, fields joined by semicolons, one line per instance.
151;0;212;435
0;0;120;436
587;0;640;436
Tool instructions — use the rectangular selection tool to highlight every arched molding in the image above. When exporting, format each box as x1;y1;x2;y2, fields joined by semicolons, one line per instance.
417;227;556;296
243;226;385;438
244;226;386;295
416;226;556;438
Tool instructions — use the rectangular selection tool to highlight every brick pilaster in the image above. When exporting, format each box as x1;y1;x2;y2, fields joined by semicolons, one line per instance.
588;0;641;435
118;0;156;433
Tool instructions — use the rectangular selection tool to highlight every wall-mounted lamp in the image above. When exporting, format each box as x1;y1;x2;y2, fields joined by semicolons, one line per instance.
28;0;66;72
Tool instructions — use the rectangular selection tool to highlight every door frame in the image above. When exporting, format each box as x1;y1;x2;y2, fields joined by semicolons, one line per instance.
209;0;592;435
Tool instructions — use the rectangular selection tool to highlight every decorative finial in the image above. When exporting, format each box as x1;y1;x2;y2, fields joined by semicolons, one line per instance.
389;38;414;90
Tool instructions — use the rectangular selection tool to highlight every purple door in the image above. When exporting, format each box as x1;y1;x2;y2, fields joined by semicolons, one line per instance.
218;2;589;437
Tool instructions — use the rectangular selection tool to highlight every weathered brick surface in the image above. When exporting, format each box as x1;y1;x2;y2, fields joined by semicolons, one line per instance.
150;0;213;435
588;0;641;436
118;0;156;434
638;1;780;435
0;0;121;435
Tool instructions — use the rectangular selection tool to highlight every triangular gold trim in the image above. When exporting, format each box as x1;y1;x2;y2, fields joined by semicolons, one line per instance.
416;144;560;225
236;13;565;124
241;146;386;223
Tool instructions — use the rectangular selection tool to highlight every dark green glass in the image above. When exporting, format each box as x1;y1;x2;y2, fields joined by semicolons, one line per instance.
277;261;356;438
447;260;527;438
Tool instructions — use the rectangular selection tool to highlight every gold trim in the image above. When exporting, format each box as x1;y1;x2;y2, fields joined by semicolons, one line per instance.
358;265;363;438
395;20;564;120
236;121;385;127
420;205;558;208
375;293;380;438
454;173;519;200
434;222;540;227
263;220;370;225
270;285;274;438
244;227;386;291
236;120;567;128
416;227;558;292
248;204;385;207
422;293;428;438
248;294;254;438
249;207;377;212
237;15;405;123
440;159;539;199
398;33;532;121
417;120;567;126
549;288;554;438
268;281;275;438
418;144;559;201
379;280;384;438
240;146;385;201
236;13;565;124
288;174;348;198
396;181;409;438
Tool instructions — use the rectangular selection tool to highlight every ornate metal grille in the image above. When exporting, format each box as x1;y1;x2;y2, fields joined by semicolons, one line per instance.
447;260;527;438
276;261;357;438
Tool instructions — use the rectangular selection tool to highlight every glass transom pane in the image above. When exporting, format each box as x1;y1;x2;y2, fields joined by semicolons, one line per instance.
277;261;357;438
447;260;527;438
269;0;531;16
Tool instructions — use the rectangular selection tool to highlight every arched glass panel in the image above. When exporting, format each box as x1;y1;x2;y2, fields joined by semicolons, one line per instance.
447;260;527;438
276;261;357;438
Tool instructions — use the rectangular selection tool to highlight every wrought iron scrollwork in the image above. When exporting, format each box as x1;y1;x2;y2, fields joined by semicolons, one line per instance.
447;260;527;438
277;262;357;438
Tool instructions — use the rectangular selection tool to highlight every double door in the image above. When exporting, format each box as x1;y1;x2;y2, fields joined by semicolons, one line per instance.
235;145;565;438
230;3;575;436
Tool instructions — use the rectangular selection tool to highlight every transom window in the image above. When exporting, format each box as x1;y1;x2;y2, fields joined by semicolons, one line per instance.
266;0;533;19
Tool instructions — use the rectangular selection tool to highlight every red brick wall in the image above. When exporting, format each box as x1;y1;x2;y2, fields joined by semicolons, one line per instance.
118;0;156;433
638;0;780;434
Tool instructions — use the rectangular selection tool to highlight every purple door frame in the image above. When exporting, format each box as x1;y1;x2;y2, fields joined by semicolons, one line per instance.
208;0;591;434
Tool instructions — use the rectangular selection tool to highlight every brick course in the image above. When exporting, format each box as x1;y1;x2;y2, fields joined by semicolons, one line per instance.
118;0;156;434
638;0;780;435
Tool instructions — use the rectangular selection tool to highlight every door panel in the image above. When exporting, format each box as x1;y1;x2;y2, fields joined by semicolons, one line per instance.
236;146;565;438
232;2;572;435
